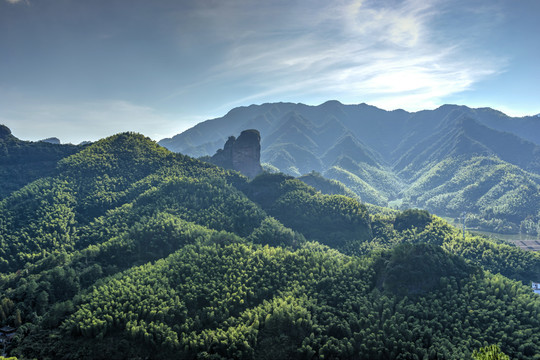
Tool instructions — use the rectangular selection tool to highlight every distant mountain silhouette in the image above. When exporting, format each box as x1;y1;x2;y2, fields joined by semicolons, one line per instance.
160;101;540;168
159;101;540;233
40;137;61;144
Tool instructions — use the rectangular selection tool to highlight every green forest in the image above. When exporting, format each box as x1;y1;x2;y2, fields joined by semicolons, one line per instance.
1;130;540;359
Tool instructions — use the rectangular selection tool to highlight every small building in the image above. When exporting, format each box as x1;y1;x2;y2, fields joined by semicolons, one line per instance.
533;282;540;295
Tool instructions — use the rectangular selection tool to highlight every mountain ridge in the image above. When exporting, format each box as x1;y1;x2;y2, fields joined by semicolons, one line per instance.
159;101;540;160
158;101;540;234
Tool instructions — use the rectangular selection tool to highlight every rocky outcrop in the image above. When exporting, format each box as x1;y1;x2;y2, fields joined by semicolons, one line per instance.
210;136;235;169
40;137;61;144
0;125;12;139
210;129;263;178
232;130;263;178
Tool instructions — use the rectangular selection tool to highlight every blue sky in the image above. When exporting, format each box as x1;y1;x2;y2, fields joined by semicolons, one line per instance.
1;0;539;144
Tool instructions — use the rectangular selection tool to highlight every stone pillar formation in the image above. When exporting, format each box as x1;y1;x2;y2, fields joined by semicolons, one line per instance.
209;129;263;178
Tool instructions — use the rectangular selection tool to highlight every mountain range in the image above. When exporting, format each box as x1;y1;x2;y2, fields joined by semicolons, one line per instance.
159;101;540;234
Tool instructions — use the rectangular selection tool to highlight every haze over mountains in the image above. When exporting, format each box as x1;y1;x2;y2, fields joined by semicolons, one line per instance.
159;101;540;234
159;101;540;161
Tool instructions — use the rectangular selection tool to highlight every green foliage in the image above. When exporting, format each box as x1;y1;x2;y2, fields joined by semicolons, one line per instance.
244;174;372;249
394;208;432;232
160;102;540;235
472;344;510;360
2;131;540;360
0;129;81;199
358;212;540;285
324;154;403;206
298;170;358;199
271;189;371;247
241;172;295;208
0;133;259;272
324;165;388;205
13;242;540;360
247;217;305;248
403;155;540;234
373;243;477;296
443;234;540;284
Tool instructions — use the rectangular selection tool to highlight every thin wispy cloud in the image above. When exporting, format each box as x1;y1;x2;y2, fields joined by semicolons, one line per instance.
168;0;505;112
1;0;536;141
5;0;29;4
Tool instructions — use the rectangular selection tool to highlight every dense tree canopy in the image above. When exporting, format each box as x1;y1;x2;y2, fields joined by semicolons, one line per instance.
1;132;539;359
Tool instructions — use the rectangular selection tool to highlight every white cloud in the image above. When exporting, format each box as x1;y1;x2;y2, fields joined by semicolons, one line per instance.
167;0;506;113
5;0;28;4
1;0;515;140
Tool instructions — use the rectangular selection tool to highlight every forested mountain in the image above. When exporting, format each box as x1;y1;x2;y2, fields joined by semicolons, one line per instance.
394;116;540;179
1;129;540;359
159;102;540;234
0;125;81;200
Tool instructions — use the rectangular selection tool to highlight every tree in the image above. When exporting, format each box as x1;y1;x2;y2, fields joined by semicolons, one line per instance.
394;209;431;232
472;345;510;360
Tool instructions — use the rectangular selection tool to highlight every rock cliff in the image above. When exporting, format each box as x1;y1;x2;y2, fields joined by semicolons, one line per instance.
0;125;12;139
209;129;263;178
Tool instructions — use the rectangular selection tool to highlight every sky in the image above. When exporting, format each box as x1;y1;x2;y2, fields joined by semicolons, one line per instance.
1;0;539;144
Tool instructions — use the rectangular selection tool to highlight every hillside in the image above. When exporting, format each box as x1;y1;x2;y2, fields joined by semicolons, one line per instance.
394;116;540;179
1;130;540;359
0;125;81;199
159;102;540;234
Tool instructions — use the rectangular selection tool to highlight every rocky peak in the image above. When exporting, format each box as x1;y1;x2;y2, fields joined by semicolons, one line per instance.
0;125;12;139
209;129;263;178
232;129;263;178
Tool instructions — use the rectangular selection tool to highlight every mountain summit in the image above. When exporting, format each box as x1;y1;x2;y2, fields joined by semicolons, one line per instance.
0;124;12;138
